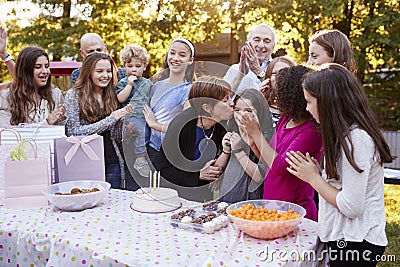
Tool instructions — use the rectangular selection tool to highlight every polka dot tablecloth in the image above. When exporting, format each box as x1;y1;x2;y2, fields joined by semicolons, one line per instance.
0;190;324;267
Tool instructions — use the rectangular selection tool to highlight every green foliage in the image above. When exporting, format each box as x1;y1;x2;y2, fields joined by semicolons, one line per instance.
2;0;400;128
381;184;400;267
4;0;400;73
364;71;400;130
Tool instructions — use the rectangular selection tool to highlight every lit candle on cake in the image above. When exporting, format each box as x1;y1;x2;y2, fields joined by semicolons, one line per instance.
157;172;160;188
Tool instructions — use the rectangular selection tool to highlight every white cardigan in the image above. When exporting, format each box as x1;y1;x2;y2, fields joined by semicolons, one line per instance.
0;87;63;126
318;127;388;246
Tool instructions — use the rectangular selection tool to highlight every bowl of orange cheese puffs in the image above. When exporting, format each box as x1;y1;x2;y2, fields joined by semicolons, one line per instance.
226;200;306;240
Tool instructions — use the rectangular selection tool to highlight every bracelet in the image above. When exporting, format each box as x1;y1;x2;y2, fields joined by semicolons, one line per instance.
236;151;246;161
2;54;12;63
222;149;231;155
232;147;244;154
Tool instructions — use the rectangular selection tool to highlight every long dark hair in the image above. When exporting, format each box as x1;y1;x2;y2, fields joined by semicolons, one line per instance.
229;88;273;142
9;46;54;125
303;63;394;179
74;52;120;123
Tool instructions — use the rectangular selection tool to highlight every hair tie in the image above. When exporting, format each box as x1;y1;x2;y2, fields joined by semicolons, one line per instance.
171;37;195;57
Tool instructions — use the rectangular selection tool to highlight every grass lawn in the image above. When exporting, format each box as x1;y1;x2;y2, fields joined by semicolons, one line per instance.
379;184;400;267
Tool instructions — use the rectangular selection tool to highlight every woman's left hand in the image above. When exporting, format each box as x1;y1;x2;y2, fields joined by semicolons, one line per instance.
230;132;242;150
285;151;320;184
142;104;157;128
47;104;66;125
199;159;223;181
238;126;254;146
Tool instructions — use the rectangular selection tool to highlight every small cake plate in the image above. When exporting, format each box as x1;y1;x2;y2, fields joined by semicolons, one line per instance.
130;202;182;214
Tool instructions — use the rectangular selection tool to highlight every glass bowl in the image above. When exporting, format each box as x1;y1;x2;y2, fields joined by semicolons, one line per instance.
226;199;306;240
42;180;111;211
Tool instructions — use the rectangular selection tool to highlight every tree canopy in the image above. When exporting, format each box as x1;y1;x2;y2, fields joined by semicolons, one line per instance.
1;0;399;129
2;0;399;77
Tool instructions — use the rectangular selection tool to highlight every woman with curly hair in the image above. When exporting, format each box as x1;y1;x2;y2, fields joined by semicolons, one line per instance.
64;52;133;189
0;46;65;125
238;65;322;221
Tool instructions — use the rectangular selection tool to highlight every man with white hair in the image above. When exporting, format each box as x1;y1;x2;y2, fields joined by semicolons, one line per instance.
71;33;126;85
224;23;276;94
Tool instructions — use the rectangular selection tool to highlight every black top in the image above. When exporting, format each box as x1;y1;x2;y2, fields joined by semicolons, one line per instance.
101;130;119;165
154;107;226;187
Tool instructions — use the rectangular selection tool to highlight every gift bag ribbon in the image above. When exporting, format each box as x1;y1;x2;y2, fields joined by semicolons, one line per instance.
64;134;100;165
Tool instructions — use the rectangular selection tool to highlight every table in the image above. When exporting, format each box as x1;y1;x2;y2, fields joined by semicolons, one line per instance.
0;189;324;267
384;168;400;185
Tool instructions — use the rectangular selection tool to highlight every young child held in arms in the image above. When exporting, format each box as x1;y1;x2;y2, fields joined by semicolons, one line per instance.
115;44;152;177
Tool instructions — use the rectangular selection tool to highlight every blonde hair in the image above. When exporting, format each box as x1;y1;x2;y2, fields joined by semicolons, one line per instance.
119;44;150;66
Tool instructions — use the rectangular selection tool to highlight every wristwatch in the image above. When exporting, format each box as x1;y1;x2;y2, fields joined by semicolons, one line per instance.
257;70;266;79
2;53;13;63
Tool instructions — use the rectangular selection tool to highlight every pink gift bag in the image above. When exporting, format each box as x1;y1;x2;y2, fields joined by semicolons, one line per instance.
1;124;66;184
0;129;50;208
54;134;105;182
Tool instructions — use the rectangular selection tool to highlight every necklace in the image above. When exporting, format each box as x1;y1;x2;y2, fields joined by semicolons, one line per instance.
200;117;215;140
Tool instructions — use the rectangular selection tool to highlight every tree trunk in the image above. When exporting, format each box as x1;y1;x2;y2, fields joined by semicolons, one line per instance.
229;1;239;64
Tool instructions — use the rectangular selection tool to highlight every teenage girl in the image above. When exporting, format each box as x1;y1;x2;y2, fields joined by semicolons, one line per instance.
286;64;394;267
143;37;195;164
308;29;357;74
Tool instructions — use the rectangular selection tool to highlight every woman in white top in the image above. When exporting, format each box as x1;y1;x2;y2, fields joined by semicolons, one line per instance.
286;64;394;267
0;46;65;126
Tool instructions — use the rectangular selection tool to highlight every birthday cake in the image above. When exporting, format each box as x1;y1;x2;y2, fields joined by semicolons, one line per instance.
131;187;181;213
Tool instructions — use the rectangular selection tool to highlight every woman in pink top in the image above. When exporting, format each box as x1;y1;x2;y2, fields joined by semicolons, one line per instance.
238;65;322;221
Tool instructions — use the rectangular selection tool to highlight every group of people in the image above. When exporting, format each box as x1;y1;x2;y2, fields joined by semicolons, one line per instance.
0;22;395;266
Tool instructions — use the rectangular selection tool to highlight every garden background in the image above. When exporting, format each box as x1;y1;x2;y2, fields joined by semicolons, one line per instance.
1;1;399;266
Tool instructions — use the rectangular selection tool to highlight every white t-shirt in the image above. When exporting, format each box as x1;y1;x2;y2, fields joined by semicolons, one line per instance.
223;60;269;95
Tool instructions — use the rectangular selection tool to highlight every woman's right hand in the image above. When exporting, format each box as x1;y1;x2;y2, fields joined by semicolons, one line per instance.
229;132;242;150
238;46;249;75
259;78;271;98
199;159;223;181
113;104;133;120
142;104;157;128
222;132;233;153
285;151;320;184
